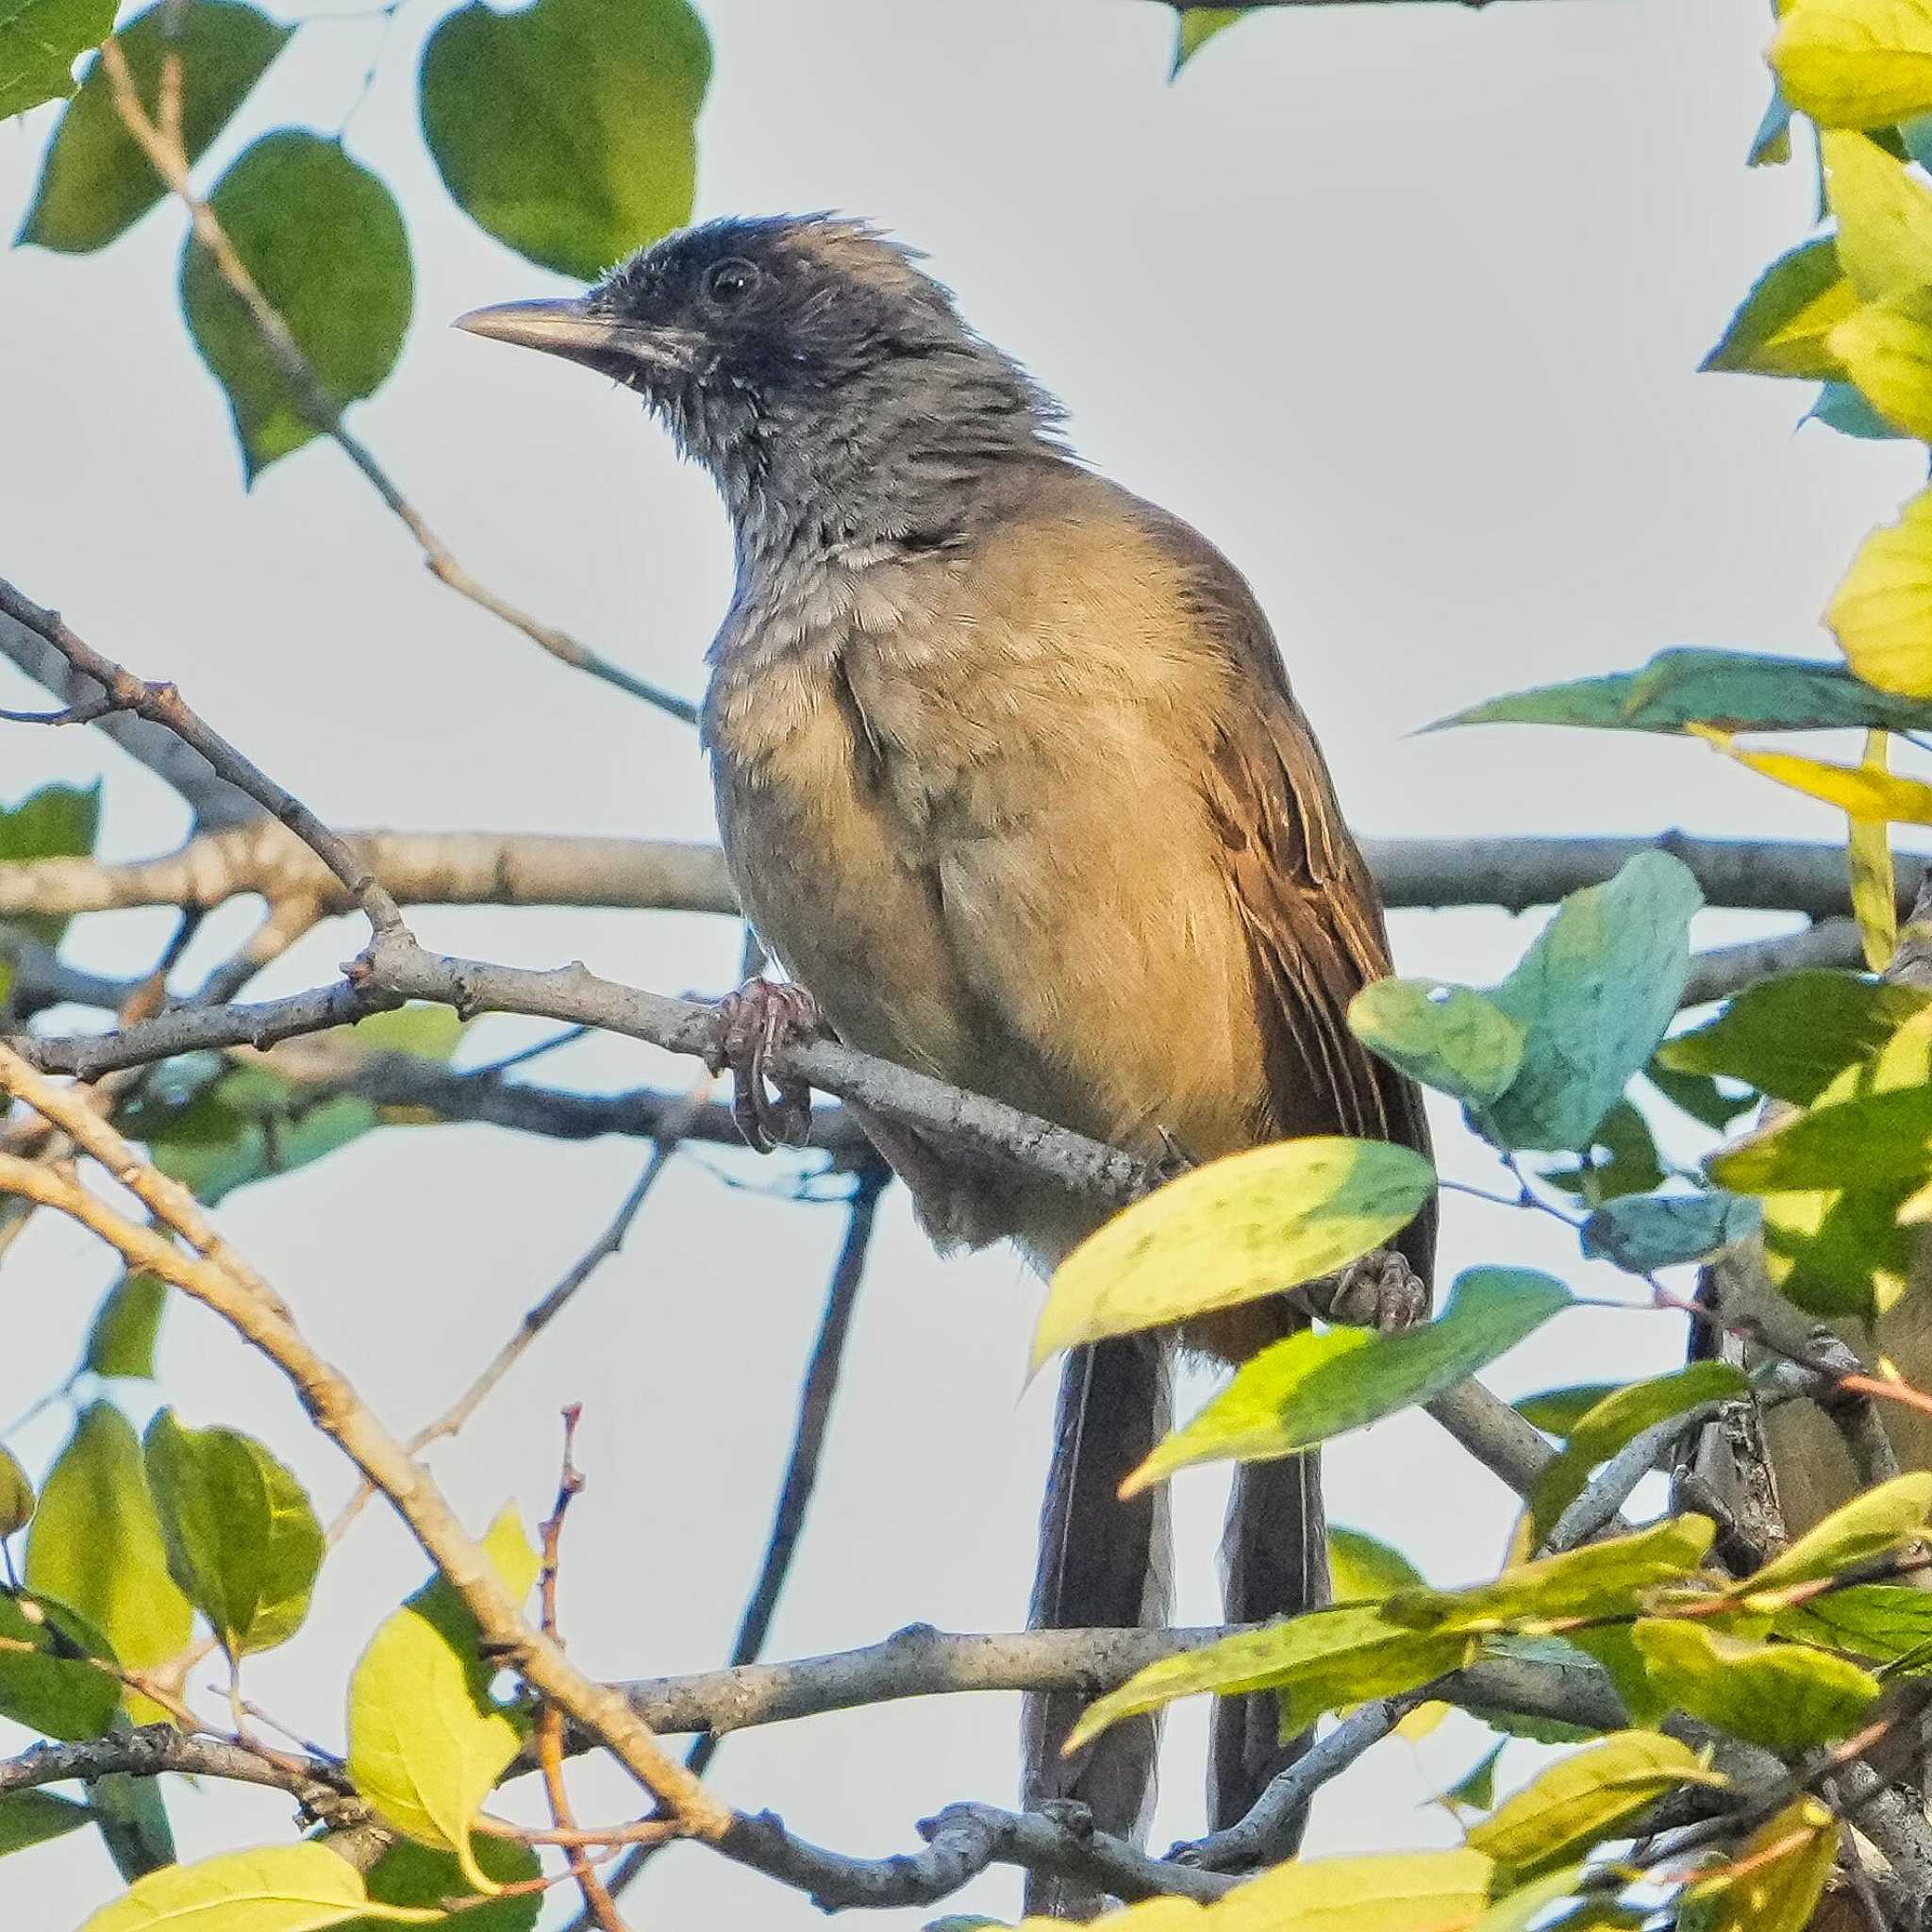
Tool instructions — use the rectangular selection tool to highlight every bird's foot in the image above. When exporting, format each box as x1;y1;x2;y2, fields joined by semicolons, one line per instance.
1297;1247;1428;1334
703;978;819;1154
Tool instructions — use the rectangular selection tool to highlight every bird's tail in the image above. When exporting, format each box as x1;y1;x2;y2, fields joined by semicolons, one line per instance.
1022;1333;1173;1921
1209;1450;1328;1842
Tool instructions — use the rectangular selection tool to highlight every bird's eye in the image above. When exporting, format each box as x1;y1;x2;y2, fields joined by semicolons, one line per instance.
702;258;761;308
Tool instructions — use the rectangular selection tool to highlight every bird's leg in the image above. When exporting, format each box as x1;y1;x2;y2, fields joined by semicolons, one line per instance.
703;978;820;1154
1294;1247;1428;1334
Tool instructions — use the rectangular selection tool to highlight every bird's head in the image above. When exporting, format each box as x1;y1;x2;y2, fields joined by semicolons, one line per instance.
457;214;1062;541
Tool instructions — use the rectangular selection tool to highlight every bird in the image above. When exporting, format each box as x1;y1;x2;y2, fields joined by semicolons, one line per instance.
457;215;1435;1915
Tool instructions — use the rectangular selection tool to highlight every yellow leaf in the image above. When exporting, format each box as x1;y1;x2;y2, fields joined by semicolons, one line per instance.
1828;483;1932;695
1774;0;1932;126
1830;293;1932;437
1682;1795;1839;1932
1850;732;1900;969
1214;1848;1498;1932
1822;130;1932;299
1031;1138;1435;1369
76;1840;441;1932
1687;723;1932;822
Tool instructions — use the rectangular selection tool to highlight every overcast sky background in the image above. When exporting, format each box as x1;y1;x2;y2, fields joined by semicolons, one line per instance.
2;0;1924;1924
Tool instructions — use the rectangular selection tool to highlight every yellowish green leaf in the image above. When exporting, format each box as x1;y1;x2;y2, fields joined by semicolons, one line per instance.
1033;1137;1435;1370
1704;236;1857;379
75;1840;439;1932
0;1590;120;1740
1513;1385;1624;1437
1830;483;1932;696
1829;293;1932;437
1822;129;1932;299
1739;1471;1932;1598
1171;6;1243;75
1679;1795;1838;1932
1851;735;1902;970
0;1447;33;1539
1329;1526;1425;1601
1348;978;1524;1107
1774;0;1932;128
1211;1848;1498;1932
1775;1581;1932;1657
0;1787;92;1857
1632;1621;1880;1757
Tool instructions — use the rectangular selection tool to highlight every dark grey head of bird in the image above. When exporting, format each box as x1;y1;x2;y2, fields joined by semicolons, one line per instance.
456;214;1067;559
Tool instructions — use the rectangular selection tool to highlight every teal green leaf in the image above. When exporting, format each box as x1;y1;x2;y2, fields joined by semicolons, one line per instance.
1578;1191;1760;1274
1660;973;1931;1104
144;1409;324;1658
18;0;290;253
0;1590;119;1740
91;1764;175;1881
1431;648;1932;735
1632;1621;1879;1757
1809;376;1913;438
0;0;114;118
0;1788;92;1857
180;130;412;478
1483;854;1704;1154
84;1272;169;1379
420;0;708;279
0;781;100;947
25;1403;192;1723
1124;1269;1571;1493
1348;977;1524;1107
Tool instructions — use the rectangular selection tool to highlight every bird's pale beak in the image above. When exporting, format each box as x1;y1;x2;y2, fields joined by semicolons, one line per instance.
453;298;692;373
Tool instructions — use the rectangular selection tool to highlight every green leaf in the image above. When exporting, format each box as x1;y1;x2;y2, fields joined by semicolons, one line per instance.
339;1837;541;1932
1809;375;1912;437
1824;129;1932;299
1482;854;1704;1154
75;1840;434;1932
180;131;412;479
1525;1364;1748;1547
1384;1517;1718;1634
1429;647;1932;735
18;0;290;253
1032;1137;1437;1369
1643;1061;1757;1132
25;1403;192;1723
1773;0;1932;129
0;781;100;947
1329;1526;1425;1602
1171;6;1243;76
1211;1848;1498;1932
1348;978;1524;1107
1738;1472;1932;1600
1578;1192;1760;1274
1467;1732;1720;1880
1123;1268;1572;1493
85;1272;170;1380
143;1409;324;1658
1678;1795;1838;1932
346;1506;538;1890
0;0;114;118
1063;1603;1476;1755
1711;1081;1932;1192
1704;237;1857;380
1775;1582;1932;1659
1513;1385;1625;1437
1467;1868;1596;1932
91;1764;175;1882
0;1788;92;1857
0;1590;119;1739
1631;1621;1879;1757
1827;291;1932;439
1660;972;1931;1104
349;1005;464;1059
1541;1101;1665;1204
420;0;708;280
0;1445;34;1538
1439;1740;1506;1811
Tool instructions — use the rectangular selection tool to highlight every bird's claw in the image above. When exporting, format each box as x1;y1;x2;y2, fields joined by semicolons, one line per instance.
704;978;819;1154
1298;1248;1428;1334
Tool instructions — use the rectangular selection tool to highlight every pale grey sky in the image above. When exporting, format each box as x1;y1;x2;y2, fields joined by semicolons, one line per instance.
0;0;1923;1925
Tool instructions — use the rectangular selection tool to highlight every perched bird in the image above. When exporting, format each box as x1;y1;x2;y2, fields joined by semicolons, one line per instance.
458;216;1434;1913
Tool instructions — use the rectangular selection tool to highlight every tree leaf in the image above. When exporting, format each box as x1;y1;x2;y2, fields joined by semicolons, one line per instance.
1659;972;1931;1104
338;1837;541;1932
1329;1526;1425;1602
1679;1796;1838;1932
1737;1472;1932;1600
1711;1080;1932;1191
1775;1582;1932;1658
1643;1061;1757;1132
1348;978;1524;1107
1171;7;1244;77
1032;1137;1436;1369
143;1409;324;1659
0;1445;34;1539
1850;733;1901;969
0;0;114;118
1540;1101;1665;1205
1578;1192;1760;1274
1468;1732;1721;1881
18;0;290;253
179;131;411;478
348;1005;464;1060
1513;1385;1625;1437
1439;1740;1506;1812
1211;1847;1498;1932
1828;292;1932;439
1429;647;1932;735
1773;0;1932;128
1830;483;1932;696
1062;1603;1477;1756
1823;129;1932;299
76;1840;436;1932
1690;720;1932;823
419;0;708;279
0;781;100;947
85;1272;170;1379
1383;1517;1718;1634
346;1506;538;1890
25;1403;192;1723
1525;1364;1748;1547
1123;1268;1570;1494
1634;1621;1879;1757
1467;1868;1600;1932
1704;237;1857;380
1809;375;1914;437
0;1589;119;1739
1481;854;1703;1154
0;1788;92;1857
